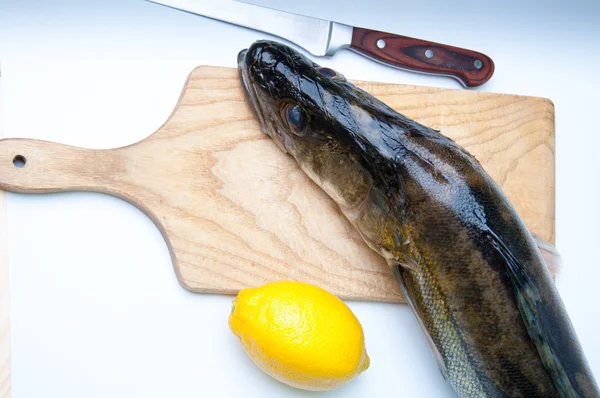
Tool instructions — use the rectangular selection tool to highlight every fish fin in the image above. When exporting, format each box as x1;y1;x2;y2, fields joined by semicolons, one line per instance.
387;256;418;271
391;264;449;382
488;231;576;396
531;232;562;277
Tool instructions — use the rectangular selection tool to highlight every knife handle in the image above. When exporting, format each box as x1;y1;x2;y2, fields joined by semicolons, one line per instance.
349;27;494;87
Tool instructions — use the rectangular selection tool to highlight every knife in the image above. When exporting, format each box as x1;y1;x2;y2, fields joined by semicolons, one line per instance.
146;0;494;87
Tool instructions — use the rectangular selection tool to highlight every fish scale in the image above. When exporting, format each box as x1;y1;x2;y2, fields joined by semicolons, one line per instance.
396;265;489;397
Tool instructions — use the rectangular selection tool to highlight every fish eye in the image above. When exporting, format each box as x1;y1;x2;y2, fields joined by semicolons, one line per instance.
317;67;345;81
281;102;307;135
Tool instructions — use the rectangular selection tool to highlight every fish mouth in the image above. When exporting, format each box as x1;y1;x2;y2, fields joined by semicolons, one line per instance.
237;47;289;154
237;49;263;127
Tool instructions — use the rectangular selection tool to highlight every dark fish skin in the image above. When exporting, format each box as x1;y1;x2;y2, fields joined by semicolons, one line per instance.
237;40;599;397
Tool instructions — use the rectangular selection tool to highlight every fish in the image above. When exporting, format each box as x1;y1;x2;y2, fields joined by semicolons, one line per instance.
237;39;599;397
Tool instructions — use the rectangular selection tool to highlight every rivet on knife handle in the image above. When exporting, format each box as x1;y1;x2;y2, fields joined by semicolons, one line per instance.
349;28;495;87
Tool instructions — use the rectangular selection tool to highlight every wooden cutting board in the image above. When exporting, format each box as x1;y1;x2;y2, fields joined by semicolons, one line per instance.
0;66;555;303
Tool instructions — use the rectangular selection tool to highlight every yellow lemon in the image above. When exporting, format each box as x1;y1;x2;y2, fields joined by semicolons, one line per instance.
228;280;370;391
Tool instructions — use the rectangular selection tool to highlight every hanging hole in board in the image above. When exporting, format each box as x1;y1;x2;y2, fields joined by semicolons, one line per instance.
425;49;434;59
474;59;483;69
376;39;386;49
13;155;26;168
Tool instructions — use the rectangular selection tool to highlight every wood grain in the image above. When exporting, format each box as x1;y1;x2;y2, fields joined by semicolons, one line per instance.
0;66;555;304
350;28;495;87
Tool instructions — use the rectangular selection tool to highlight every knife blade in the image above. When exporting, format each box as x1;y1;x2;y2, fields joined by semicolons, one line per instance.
146;0;494;87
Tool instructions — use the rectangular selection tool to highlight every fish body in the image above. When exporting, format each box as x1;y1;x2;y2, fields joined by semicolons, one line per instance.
237;40;599;397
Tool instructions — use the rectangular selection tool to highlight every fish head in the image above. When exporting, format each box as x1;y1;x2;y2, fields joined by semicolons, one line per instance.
238;40;407;252
238;39;380;206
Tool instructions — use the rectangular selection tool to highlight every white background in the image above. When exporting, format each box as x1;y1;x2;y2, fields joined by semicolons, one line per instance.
1;0;599;397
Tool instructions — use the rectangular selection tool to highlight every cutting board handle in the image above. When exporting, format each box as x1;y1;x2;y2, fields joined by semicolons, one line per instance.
0;138;125;195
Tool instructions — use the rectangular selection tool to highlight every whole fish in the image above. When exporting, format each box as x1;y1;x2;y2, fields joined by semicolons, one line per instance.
237;40;599;397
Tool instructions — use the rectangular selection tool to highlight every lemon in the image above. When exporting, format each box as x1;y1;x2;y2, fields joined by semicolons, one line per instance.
228;280;370;391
